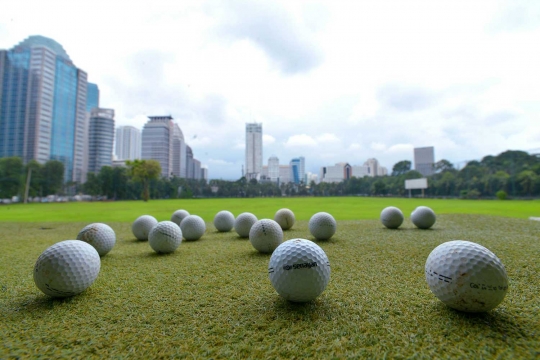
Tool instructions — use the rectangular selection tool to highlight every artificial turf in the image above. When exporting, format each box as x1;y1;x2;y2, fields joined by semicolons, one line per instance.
1;214;539;358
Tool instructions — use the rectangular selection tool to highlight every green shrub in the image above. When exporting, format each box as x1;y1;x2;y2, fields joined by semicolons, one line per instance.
496;190;507;200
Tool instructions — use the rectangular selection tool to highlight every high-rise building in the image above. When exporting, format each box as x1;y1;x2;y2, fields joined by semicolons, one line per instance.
142;116;174;178
0;35;88;182
414;146;435;176
290;156;305;184
87;108;114;173
86;83;99;112
141;115;198;179
245;123;262;180
115;126;141;161
268;155;279;182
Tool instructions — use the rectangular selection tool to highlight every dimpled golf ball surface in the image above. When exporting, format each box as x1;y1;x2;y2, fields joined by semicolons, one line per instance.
149;221;182;253
234;212;258;238
380;206;404;229
76;223;116;256
132;215;158;240
425;240;508;312
249;219;283;253
308;212;337;240
269;239;330;302
274;208;295;230
34;240;101;297
171;209;190;226
411;206;436;229
180;215;206;241
214;210;235;232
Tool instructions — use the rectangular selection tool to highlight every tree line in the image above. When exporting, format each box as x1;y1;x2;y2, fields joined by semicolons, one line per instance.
0;150;538;201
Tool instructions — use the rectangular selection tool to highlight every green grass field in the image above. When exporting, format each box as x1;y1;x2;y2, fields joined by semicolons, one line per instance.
0;197;538;222
1;198;539;358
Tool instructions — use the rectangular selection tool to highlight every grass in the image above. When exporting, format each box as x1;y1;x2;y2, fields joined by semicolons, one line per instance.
1;206;539;358
0;197;539;222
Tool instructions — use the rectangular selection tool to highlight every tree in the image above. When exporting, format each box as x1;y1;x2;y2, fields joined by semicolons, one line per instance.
434;159;454;173
0;157;24;198
127;159;162;201
41;160;65;195
517;170;538;196
391;160;411;176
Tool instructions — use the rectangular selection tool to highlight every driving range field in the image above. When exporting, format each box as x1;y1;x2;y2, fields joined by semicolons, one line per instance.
1;197;539;358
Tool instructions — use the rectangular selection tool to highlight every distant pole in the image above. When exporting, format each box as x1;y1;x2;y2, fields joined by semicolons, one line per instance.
24;167;32;204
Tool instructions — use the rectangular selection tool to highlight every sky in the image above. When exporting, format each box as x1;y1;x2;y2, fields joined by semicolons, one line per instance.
1;0;539;180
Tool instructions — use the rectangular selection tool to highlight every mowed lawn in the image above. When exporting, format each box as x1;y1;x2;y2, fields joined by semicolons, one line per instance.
1;198;539;358
0;197;538;222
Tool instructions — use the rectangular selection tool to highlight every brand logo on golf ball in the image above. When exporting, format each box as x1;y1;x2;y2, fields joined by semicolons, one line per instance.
282;262;318;270
469;283;508;291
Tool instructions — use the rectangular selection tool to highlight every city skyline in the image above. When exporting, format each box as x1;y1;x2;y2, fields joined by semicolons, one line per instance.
1;2;539;180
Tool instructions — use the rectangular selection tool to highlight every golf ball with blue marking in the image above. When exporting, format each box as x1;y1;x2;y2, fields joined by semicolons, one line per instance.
268;239;330;302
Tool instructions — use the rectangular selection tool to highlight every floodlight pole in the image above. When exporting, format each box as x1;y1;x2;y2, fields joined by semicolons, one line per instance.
24;167;32;204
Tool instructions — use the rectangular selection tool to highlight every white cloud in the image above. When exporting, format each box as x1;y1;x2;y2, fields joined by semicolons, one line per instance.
284;134;317;147
315;133;340;143
370;142;386;151
387;144;414;154
263;134;276;145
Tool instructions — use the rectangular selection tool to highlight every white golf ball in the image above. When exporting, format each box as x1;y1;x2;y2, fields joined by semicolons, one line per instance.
411;206;436;229
149;221;182;253
249;219;284;253
380;207;404;229
34;240;101;297
308;212;337;240
132;215;158;240
171;209;190;226
268;239;331;302
234;212;258;238
425;240;508;312
213;210;235;232
274;208;296;230
76;223;116;256
180;215;206;241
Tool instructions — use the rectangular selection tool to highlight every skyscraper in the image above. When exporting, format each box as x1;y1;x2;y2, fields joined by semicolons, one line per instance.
115;126;141;161
0;35;88;182
141;116;174;178
141;115;197;179
290;156;305;184
86;83;99;112
88;108;114;173
268;155;279;183
414;146;435;177
245;123;262;180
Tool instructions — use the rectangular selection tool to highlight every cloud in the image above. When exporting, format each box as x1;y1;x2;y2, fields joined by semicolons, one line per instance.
284;134;317;147
208;158;235;166
212;0;323;74
315;133;339;143
377;84;435;112
263;134;276;145
370;142;386;151
387;144;414;154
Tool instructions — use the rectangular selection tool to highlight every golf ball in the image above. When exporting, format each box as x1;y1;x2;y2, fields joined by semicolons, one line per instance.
274;208;295;230
180;215;206;241
234;212;258;238
411;206;436;229
425;240;509;312
308;212;337;240
171;209;190;226
213;210;235;232
34;240;101;297
76;223;116;256
380;206;404;229
132;215;158;240
249;219;283;253
148;221;182;253
268;239;330;302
